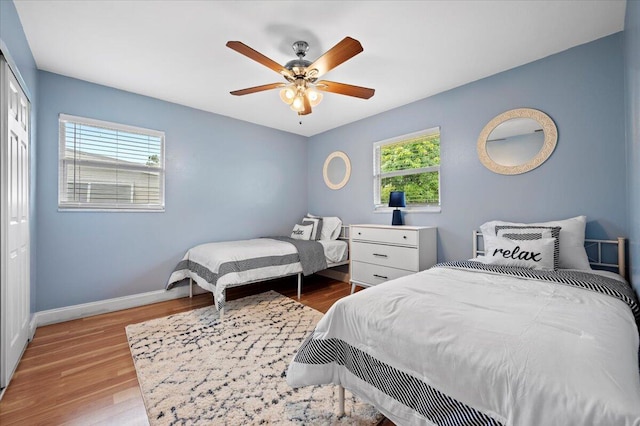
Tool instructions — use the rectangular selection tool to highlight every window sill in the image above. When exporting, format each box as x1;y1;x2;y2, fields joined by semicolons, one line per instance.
58;207;165;213
374;206;441;214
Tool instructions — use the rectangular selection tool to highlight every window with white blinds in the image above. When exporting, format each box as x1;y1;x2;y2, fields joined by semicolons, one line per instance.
58;114;165;211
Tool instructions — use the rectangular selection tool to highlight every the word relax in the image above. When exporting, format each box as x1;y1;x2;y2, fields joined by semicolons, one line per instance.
292;229;306;236
493;246;542;262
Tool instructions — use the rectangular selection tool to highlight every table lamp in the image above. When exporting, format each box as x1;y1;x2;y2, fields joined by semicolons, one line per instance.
389;191;406;226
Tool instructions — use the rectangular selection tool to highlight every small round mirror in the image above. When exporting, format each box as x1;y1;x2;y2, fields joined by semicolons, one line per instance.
477;108;557;175
323;151;351;190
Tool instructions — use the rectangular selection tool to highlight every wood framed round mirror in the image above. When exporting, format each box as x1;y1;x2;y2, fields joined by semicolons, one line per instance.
477;108;558;175
323;151;351;190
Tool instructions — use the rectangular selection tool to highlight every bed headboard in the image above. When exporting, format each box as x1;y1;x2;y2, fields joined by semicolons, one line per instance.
472;231;627;279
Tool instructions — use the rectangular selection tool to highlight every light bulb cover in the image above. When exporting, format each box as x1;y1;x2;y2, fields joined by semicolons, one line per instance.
307;89;323;107
279;87;295;105
290;95;305;112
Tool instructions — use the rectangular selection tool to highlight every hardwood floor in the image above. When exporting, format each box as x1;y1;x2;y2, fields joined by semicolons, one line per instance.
0;276;393;425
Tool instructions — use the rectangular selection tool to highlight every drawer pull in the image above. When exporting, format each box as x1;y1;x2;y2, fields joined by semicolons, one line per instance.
403;235;407;239
373;274;388;279
372;253;388;258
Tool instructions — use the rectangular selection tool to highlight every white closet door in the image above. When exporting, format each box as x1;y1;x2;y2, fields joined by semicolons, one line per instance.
1;57;31;390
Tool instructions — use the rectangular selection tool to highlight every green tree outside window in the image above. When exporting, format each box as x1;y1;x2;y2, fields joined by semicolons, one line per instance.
375;130;440;206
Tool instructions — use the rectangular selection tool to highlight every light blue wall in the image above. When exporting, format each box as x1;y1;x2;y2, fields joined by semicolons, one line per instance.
36;72;307;311
308;34;626;266
625;0;640;294
1;0;38;312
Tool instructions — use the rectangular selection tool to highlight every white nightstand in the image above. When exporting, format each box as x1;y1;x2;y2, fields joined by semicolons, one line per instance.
349;224;437;293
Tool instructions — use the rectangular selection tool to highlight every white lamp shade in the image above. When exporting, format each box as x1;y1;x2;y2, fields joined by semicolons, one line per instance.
290;95;305;112
307;89;323;107
279;87;295;105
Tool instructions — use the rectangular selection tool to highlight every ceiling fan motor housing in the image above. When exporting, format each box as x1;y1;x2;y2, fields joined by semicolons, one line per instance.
284;40;314;79
292;41;309;57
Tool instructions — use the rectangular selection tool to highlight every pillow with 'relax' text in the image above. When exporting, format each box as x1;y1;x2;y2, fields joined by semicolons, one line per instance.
291;223;313;240
480;235;556;270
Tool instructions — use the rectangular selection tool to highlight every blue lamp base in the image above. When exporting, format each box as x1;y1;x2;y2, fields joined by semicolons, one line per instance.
391;208;403;226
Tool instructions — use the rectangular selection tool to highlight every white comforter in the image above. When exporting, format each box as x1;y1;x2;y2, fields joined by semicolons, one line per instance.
167;238;348;310
287;266;640;425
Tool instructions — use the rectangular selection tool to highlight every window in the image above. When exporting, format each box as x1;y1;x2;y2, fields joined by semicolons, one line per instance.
373;127;440;211
58;114;165;211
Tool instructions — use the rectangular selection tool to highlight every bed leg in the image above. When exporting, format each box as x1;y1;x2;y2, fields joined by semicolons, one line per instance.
297;273;302;300
189;278;193;298
618;236;626;280
350;283;356;294
337;385;345;417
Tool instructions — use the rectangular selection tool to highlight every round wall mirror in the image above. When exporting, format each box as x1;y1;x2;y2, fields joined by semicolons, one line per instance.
323;151;351;190
477;108;557;175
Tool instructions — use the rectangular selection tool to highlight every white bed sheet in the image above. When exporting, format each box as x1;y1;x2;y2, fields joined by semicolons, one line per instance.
287;266;640;425
319;239;348;264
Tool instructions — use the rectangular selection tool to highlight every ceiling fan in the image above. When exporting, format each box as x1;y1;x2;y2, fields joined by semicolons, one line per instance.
226;37;375;116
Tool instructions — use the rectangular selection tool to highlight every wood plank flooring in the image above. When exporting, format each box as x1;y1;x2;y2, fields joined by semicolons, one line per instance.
0;276;393;425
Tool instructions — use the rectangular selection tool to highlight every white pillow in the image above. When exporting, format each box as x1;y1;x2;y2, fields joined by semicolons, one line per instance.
481;235;556;270
306;213;342;240
291;223;313;240
480;216;590;270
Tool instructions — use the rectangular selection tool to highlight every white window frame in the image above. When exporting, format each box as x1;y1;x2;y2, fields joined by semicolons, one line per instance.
373;126;441;213
58;114;165;212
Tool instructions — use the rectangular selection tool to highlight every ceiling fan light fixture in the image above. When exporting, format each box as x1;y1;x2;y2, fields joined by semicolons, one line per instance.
290;95;305;112
306;88;323;107
279;86;296;105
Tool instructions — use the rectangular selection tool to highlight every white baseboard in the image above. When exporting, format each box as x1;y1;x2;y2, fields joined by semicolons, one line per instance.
33;284;207;328
29;315;37;340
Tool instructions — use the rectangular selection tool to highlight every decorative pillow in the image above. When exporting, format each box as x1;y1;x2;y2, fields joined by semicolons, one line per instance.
291;223;313;240
482;235;556;270
302;217;323;240
480;216;590;270
496;226;560;271
306;213;342;240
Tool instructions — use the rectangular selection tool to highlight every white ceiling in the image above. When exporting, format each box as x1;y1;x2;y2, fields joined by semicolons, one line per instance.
14;0;626;137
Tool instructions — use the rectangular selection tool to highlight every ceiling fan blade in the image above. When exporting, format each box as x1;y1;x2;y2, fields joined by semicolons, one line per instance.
230;82;285;96
316;80;375;99
299;95;312;115
307;37;363;78
226;41;293;78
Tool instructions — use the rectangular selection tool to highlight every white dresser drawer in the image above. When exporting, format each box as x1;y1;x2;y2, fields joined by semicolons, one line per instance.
351;261;413;285
349;224;437;293
351;241;418;271
351;226;417;246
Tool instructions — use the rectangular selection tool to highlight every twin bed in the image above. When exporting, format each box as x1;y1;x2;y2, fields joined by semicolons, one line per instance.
287;216;640;425
166;216;348;315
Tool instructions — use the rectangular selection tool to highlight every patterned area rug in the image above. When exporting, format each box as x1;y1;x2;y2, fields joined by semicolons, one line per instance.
126;291;381;425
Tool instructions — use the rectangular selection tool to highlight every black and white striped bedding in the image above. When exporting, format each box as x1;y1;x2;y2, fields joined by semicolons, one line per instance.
167;237;331;310
438;261;640;326
287;264;640;425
